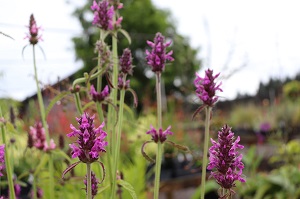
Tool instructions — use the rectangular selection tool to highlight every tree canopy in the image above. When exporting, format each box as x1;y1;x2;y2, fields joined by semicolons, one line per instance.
72;0;201;109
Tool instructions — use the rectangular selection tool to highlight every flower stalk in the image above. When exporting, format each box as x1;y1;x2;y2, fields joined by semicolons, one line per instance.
0;109;15;199
32;44;55;199
200;106;212;199
86;163;92;199
108;16;119;199
111;81;125;199
153;73;163;199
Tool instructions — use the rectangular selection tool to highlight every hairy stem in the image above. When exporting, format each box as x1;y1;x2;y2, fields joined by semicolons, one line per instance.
200;106;212;199
109;32;119;199
154;73;163;199
33;45;55;199
86;163;92;199
32;45;49;143
0;109;15;199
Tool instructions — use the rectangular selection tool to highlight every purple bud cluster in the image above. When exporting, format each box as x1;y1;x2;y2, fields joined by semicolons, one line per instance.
119;48;133;75
68;113;107;163
94;41;112;68
91;0;122;30
118;74;130;90
194;69;222;107
207;124;245;190
145;32;174;72
0;145;5;177
29;122;56;151
90;85;110;103
84;172;99;198
146;125;173;143
25;14;42;45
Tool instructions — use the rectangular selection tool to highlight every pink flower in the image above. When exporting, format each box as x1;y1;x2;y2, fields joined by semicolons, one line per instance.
0;145;5;177
25;14;42;45
67;113;107;163
146;125;173;143
194;69;222;107
29;122;56;151
91;0;114;30
90;85;110;102
119;48;133;75
208;124;245;195
145;32;174;72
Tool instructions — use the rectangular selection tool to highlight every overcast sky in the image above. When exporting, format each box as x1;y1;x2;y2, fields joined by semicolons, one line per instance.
1;0;300;101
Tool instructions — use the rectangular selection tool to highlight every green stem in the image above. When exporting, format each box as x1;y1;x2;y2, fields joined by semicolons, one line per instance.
154;142;163;199
74;92;83;115
153;73;162;199
48;153;54;199
200;106;212;199
96;30;105;123
86;163;92;199
111;84;126;199
32;45;55;199
109;31;119;199
32;175;38;199
32;45;49;143
156;73;162;128
0;109;16;199
97;30;104;93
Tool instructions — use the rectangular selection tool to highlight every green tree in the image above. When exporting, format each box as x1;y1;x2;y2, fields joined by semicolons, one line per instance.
72;0;201;110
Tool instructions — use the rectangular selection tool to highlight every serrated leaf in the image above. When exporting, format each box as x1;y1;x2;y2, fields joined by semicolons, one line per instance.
119;29;131;44
117;179;137;199
45;91;70;117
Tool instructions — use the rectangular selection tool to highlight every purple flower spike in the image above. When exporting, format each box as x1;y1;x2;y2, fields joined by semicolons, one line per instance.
145;32;174;72
84;172;99;198
146;125;173;143
90;85;110;102
194;69;222;107
91;0;114;30
120;48;133;75
29;122;56;152
25;14;42;45
68;113;107;163
0;145;5;177
207;124;245;193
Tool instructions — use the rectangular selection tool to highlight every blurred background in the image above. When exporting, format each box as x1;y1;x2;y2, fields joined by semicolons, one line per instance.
1;0;300;198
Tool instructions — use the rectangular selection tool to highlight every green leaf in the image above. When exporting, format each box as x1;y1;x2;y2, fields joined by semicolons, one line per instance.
52;150;72;162
82;101;95;112
118;29;131;44
98;184;110;194
45;91;70;117
34;153;49;176
5;122;18;134
117;179;137;199
254;183;271;199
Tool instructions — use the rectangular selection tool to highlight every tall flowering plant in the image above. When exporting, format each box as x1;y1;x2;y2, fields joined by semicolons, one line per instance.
62;113;107;199
68;1;137;198
194;69;222;199
208;124;245;198
23;14;57;199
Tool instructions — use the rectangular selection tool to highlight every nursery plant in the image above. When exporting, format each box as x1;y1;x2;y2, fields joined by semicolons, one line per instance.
0;1;247;199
